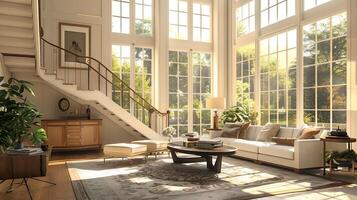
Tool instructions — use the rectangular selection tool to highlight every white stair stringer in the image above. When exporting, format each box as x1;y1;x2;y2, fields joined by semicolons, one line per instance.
39;72;166;141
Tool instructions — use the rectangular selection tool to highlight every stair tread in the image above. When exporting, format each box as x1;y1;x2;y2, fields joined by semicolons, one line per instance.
0;45;34;55
0;36;34;48
1;0;32;5
0;25;34;39
0;1;32;18
0;14;33;28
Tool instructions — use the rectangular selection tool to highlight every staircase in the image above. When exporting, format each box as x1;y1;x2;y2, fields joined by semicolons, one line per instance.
0;0;168;141
0;0;36;77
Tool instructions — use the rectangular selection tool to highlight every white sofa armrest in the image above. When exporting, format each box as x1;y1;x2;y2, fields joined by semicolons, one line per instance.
294;139;323;169
209;130;223;139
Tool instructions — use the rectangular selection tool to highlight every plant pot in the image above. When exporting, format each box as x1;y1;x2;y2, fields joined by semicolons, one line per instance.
14;142;24;149
41;144;49;151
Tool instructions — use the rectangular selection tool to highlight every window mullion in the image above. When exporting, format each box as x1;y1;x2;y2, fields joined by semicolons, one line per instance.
188;50;194;132
130;0;135;35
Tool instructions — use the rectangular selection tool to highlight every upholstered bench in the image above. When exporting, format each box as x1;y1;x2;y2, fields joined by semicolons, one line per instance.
131;140;168;159
103;143;147;163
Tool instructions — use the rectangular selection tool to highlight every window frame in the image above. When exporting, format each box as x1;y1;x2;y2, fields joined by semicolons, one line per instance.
230;0;350;130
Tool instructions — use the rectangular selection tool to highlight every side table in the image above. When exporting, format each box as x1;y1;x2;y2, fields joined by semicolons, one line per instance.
0;149;55;200
321;137;356;176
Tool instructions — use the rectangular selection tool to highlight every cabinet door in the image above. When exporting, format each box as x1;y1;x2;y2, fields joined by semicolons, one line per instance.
80;125;99;146
47;126;66;147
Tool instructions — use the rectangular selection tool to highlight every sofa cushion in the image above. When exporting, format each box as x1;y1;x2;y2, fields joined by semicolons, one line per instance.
256;123;280;141
299;128;321;139
232;139;272;153
292;128;303;138
272;137;295;146
276;128;294;138
238;122;250;138
243;125;261;140
221;123;242;138
259;144;295;160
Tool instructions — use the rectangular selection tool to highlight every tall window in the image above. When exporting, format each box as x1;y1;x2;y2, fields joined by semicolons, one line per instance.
236;0;255;37
135;0;153;35
260;0;295;28
192;52;211;133
193;3;211;42
112;45;153;120
112;45;131;110
135;47;153;103
112;0;153;35
169;0;188;40
236;44;256;103
304;0;332;11
112;0;130;33
303;13;347;129
169;51;212;135
259;29;297;126
169;51;189;134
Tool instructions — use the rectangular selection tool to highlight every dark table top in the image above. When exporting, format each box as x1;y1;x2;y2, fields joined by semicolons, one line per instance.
167;141;237;155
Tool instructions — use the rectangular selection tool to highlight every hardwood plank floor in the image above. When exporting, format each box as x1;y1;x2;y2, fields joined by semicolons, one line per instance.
0;150;103;200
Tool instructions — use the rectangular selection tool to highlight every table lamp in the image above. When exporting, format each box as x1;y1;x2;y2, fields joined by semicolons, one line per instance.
206;97;226;129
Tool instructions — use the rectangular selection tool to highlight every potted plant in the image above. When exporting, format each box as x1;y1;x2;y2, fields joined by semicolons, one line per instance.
220;102;258;125
326;150;356;168
0;77;47;152
161;127;177;142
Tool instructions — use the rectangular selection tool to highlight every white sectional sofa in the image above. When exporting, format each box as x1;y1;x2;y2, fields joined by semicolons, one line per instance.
211;125;346;170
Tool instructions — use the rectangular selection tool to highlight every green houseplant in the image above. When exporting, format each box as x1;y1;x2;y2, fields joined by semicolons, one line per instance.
326;150;357;167
220;79;258;125
0;77;47;152
220;103;258;125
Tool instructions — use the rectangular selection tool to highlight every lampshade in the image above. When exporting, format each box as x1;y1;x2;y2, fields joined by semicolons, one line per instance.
206;97;226;109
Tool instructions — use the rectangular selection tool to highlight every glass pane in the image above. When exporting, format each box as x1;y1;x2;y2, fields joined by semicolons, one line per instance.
332;85;346;109
317;87;330;109
317;64;330;86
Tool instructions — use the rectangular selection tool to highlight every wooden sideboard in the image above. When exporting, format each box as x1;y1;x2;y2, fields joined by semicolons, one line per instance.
41;119;102;151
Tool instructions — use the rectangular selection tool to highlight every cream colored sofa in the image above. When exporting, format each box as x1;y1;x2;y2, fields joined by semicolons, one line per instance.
211;125;346;170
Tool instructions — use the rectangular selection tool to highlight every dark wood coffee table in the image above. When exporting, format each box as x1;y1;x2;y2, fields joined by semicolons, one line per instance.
167;141;237;173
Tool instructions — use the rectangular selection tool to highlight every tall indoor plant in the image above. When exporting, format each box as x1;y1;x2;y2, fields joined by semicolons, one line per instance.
0;77;47;152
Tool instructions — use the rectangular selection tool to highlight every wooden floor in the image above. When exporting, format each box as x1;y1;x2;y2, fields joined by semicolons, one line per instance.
1;151;355;200
0;150;103;200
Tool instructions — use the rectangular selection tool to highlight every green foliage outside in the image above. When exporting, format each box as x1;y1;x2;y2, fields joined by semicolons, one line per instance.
220;80;258;125
112;52;152;124
0;77;47;152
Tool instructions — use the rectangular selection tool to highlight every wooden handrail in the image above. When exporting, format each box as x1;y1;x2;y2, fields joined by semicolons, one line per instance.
41;38;167;116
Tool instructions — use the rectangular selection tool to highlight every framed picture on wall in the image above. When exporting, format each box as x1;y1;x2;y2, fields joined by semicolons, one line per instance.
59;23;91;68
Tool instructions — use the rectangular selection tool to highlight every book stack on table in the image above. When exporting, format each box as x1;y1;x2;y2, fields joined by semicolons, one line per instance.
196;139;223;150
6;148;43;155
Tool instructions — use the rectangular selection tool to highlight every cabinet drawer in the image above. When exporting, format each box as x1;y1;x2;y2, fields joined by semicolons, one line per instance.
66;121;81;126
81;121;101;125
46;122;66;126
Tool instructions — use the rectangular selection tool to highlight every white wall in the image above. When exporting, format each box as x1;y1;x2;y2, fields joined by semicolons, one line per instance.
28;81;139;144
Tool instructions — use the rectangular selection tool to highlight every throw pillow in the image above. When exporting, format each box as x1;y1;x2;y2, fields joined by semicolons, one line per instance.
237;122;250;139
272;137;295;146
298;128;320;139
221;123;242;138
256;123;280;141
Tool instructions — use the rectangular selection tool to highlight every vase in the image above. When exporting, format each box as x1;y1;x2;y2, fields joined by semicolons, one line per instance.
14;142;24;149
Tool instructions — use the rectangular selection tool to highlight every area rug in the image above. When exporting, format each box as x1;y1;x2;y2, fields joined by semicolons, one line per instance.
67;156;344;200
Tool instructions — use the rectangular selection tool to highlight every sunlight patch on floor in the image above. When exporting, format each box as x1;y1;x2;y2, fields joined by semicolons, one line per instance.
129;176;154;183
68;166;140;181
243;180;313;195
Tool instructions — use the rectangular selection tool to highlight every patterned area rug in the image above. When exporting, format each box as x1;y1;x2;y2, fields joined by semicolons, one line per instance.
67;156;344;200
